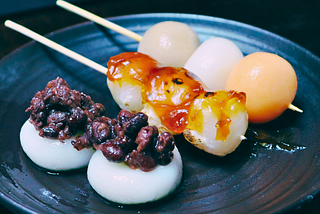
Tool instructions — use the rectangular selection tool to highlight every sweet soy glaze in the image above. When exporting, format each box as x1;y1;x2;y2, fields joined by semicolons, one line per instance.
107;52;246;140
187;91;246;141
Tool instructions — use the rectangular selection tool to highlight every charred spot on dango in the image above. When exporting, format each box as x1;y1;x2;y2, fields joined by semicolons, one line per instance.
204;92;216;98
172;78;184;85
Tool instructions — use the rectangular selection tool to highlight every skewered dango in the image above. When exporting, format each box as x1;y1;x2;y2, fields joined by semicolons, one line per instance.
184;37;243;90
225;52;299;123
138;21;200;67
107;52;248;156
53;1;301;121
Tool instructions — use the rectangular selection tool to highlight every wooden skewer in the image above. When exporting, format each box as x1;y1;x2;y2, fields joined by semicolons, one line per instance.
240;135;247;141
288;103;303;113
4;20;108;75
56;0;143;42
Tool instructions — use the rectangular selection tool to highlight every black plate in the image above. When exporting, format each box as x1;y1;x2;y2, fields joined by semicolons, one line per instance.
0;13;319;214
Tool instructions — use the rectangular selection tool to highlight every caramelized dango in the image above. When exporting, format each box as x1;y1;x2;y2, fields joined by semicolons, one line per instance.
184;91;248;156
107;52;158;113
143;66;204;133
107;52;248;156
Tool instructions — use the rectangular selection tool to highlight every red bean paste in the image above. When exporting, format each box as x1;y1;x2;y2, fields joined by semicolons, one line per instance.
73;109;175;172
26;77;105;146
27;77;175;172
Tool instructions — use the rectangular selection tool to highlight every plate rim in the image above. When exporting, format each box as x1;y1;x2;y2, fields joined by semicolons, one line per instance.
1;12;320;214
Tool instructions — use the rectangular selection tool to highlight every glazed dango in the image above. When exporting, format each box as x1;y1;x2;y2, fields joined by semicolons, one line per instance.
107;52;248;156
183;91;248;156
107;52;158;113
225;52;298;123
138;21;200;67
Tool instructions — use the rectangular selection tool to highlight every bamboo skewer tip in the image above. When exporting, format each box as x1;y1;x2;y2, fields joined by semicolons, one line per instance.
288;103;303;113
240;135;247;141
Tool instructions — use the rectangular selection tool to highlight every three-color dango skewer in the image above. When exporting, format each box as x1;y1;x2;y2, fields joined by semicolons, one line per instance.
5;0;302;156
56;0;302;122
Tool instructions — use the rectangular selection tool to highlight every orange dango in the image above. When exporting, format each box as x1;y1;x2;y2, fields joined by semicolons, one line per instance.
225;52;298;124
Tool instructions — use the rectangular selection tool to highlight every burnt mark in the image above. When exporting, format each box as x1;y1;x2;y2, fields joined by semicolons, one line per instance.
204;92;216;97
172;78;184;85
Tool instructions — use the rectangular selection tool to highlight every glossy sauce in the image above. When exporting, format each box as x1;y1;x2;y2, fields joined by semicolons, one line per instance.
187;91;246;141
144;66;204;133
107;52;246;140
107;52;158;85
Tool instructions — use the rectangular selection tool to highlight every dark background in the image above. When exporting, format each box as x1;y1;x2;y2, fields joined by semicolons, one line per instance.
1;0;320;213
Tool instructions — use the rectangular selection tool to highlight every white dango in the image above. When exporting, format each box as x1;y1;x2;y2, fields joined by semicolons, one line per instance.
20;120;95;171
138;21;200;67
87;147;183;204
184;37;243;90
19;77;105;172
107;79;143;113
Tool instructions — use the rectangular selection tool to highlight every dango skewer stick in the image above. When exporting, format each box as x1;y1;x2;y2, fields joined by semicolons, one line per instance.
4;20;107;75
288;103;303;113
240;135;247;140
56;0;143;42
56;1;304;116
